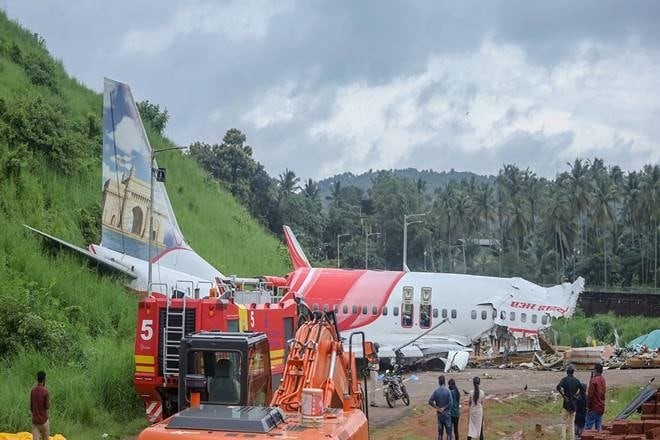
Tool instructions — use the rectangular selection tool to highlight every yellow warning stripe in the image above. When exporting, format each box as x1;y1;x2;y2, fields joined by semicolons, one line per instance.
135;365;155;373
270;349;285;358
237;304;248;331
135;355;154;364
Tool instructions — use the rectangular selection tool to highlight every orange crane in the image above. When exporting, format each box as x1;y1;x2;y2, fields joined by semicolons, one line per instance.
137;312;374;439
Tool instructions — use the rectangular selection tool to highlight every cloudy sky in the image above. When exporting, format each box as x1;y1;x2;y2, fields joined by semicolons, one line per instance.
1;1;659;180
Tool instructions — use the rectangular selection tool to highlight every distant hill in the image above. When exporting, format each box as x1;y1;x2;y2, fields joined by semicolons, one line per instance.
317;167;495;202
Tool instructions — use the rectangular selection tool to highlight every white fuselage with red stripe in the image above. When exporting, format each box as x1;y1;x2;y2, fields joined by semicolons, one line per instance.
285;266;582;357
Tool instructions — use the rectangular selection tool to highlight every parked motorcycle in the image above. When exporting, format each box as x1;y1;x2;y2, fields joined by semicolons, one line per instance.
382;364;410;408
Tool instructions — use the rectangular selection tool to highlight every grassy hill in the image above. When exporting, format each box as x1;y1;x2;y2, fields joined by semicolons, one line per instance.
0;11;289;438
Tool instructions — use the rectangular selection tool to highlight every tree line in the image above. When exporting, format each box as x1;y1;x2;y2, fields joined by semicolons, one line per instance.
184;128;658;289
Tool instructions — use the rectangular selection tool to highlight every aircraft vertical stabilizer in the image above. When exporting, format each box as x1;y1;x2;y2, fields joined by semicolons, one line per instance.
283;225;312;269
101;78;188;261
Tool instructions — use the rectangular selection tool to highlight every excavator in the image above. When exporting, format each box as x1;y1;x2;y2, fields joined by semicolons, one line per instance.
137;311;375;439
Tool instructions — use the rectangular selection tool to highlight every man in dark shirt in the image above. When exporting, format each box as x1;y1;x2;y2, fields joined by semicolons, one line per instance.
585;363;606;431
30;370;50;440
556;365;584;440
429;375;454;440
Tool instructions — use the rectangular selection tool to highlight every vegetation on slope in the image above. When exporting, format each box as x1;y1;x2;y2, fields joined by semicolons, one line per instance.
0;11;289;437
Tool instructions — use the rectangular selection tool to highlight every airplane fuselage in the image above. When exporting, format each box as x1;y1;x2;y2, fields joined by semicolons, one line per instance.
285;267;581;358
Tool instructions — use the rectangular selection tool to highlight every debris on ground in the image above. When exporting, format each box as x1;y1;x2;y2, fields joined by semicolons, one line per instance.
469;330;660;371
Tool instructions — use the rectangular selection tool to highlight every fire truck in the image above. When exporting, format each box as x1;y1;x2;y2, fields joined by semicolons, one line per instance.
133;277;310;422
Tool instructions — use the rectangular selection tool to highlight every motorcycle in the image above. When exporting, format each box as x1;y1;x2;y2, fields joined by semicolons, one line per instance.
382;364;410;408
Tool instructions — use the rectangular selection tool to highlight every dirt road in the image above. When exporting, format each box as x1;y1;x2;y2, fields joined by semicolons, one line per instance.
367;367;660;428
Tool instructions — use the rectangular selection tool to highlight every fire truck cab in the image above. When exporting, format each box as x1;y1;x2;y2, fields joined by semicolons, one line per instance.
134;279;308;422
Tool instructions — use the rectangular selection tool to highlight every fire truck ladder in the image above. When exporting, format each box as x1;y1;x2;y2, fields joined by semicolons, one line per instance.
162;280;194;377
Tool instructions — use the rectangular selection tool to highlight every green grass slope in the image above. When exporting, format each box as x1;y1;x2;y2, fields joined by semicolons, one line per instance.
0;11;289;438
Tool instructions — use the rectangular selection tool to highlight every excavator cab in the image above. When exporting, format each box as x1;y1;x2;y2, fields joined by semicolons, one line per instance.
177;332;273;411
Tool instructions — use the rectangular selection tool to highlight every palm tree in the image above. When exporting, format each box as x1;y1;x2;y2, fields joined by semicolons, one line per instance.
545;191;573;281
452;192;472;272
566;159;593;255
472;183;496;235
303;178;320;200
326;180;342;205
507;196;531;258
591;173;617;288
435;184;457;271
640;164;660;288
278;168;300;199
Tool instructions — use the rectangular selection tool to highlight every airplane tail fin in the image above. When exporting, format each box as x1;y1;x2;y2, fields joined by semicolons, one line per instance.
283;225;311;269
101;78;189;260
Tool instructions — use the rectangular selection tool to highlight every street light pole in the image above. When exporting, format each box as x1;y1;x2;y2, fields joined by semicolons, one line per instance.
403;213;426;272
148;146;187;295
365;231;381;269
336;233;351;268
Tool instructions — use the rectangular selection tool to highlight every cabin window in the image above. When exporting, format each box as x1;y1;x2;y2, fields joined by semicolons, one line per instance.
401;303;413;327
500;310;506;320
393;306;399;316
531;314;538;324
420;304;431;329
492;309;497;319
521;313;527;323
333;305;339;314
509;311;516;321
372;306;378;316
432;308;439;318
451;309;457;319
471;310;477;320
481;310;487;320
442;309;448;319
313;303;319;312
382;306;388;316
362;306;368;315
323;304;329;312
352;305;358;315
342;305;348;314
541;315;549;325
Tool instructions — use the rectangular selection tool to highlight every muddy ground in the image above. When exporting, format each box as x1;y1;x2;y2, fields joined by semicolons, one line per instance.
368;367;660;439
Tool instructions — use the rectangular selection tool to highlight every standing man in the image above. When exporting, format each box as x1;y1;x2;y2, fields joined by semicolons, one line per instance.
428;375;453;440
584;363;606;431
556;365;583;440
367;347;379;407
30;370;50;440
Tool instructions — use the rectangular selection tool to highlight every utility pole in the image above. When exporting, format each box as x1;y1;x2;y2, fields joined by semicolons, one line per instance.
365;231;381;269
148;146;187;295
403;213;426;272
336;233;350;268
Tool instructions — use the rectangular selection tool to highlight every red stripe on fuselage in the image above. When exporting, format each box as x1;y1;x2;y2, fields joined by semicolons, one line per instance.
296;268;405;331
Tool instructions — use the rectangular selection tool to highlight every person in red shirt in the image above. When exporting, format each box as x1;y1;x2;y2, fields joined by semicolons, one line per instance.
30;370;50;440
584;363;606;431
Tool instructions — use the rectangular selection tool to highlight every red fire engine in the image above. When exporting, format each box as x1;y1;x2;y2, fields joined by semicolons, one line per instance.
133;277;308;422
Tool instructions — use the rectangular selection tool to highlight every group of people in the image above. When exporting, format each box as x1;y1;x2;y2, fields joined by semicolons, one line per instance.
428;375;485;440
556;363;607;440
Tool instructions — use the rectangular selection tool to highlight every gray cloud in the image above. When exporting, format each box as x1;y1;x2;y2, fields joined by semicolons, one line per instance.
1;0;658;181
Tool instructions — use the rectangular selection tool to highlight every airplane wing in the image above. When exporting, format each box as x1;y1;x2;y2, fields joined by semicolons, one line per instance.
24;225;137;279
282;225;312;270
